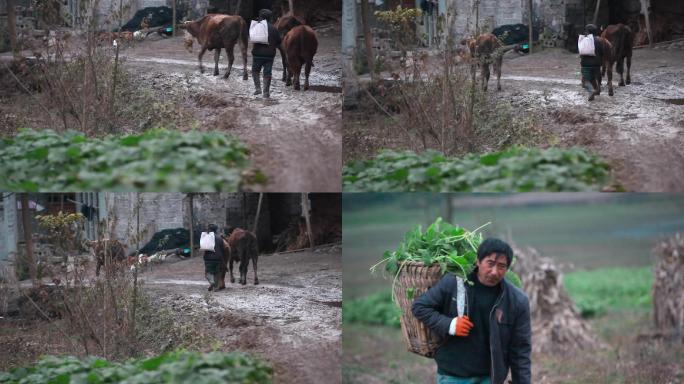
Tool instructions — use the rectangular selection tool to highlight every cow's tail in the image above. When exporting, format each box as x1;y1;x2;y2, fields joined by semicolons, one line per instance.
614;30;625;64
249;231;259;258
301;26;315;67
239;17;249;52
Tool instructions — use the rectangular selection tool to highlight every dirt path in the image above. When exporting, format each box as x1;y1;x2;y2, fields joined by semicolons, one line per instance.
121;23;342;192
496;45;684;191
140;246;341;383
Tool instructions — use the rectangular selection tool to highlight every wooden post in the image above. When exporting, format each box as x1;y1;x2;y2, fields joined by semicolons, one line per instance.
360;0;375;81
640;0;653;47
592;0;601;25
172;0;176;37
7;0;17;55
528;0;533;53
301;193;314;249
20;194;36;286
188;193;194;257
253;193;263;233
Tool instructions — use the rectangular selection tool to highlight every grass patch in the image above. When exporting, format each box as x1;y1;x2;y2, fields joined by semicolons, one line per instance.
343;290;401;328
564;266;652;318
0;128;263;191
0;350;272;383
343;147;611;192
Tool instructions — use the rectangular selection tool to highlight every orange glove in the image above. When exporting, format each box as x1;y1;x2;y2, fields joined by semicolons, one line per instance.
453;315;474;337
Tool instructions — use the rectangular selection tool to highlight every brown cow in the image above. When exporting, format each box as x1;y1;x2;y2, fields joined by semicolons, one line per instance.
281;25;318;90
601;24;632;87
182;14;248;80
90;239;127;277
274;15;305;82
460;33;504;91
220;228;259;286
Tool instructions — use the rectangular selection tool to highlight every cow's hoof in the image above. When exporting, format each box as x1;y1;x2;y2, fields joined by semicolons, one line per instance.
241;281;246;286
208;285;213;291
217;286;225;291
609;90;614;96
243;74;248;81
254;280;259;285
294;85;301;91
303;85;309;91
626;79;631;85
618;81;625;87
230;278;235;283
213;72;219;76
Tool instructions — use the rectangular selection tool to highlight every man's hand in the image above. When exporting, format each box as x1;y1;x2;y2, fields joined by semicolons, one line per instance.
449;315;474;337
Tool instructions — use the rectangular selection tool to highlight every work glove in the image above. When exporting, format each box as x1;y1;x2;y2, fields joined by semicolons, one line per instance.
448;315;474;337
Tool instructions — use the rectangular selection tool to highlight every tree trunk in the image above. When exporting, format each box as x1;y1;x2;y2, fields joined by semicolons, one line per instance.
592;0;601;25
360;0;375;81
7;0;17;55
20;194;37;286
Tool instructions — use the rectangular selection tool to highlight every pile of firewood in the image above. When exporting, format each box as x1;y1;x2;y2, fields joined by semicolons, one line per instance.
652;233;684;331
511;245;605;354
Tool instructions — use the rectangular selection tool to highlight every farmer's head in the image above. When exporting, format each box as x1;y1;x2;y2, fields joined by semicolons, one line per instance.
258;9;273;21
476;238;513;287
208;224;218;232
584;24;599;35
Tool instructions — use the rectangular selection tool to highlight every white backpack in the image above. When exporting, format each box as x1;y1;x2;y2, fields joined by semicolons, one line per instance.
250;20;269;44
199;232;215;252
578;34;596;56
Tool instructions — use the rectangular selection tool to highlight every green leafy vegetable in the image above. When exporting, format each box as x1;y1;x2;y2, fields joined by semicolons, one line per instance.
343;147;611;192
0;129;262;191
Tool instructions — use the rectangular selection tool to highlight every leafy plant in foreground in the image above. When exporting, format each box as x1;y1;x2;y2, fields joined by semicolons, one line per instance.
0;129;263;191
0;350;273;384
343;147;611;192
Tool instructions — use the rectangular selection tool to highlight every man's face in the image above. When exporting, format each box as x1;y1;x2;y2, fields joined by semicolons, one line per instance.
476;253;509;287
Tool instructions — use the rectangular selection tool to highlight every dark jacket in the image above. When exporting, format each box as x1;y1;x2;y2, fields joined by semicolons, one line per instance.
203;232;224;273
412;271;532;384
252;22;281;59
580;35;603;67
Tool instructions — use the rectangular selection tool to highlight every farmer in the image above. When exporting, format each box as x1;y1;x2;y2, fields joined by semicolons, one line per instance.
412;238;531;384
251;9;282;99
203;224;225;291
579;24;604;101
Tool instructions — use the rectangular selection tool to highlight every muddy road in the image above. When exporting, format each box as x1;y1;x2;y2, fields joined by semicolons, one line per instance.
140;246;342;383
496;44;684;191
120;23;342;192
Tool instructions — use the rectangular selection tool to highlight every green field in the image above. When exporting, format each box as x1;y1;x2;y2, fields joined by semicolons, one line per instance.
343;194;684;299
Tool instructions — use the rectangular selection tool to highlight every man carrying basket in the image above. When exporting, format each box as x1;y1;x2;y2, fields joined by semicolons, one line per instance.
412;238;532;384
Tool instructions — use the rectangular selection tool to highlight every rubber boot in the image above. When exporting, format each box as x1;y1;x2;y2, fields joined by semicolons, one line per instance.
253;72;261;95
263;76;272;98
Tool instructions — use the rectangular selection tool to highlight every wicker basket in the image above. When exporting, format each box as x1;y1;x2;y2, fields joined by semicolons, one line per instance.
394;261;444;357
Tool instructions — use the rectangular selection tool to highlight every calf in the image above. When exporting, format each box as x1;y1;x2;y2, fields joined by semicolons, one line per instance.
281;25;318;90
274;15;305;82
460;33;504;91
90;239;127;276
601;24;632;86
221;228;259;285
182;14;248;80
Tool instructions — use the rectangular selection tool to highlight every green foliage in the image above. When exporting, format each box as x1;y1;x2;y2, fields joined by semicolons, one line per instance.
374;6;422;52
343;290;401;328
343;147;610;192
0;129;261;191
373;217;485;278
564;267;652;318
0;350;273;384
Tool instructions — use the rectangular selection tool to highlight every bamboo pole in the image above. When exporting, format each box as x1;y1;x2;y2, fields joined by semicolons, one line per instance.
253;193;263;233
592;0;601;25
301;193;314;249
640;0;653;47
20;194;36;287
